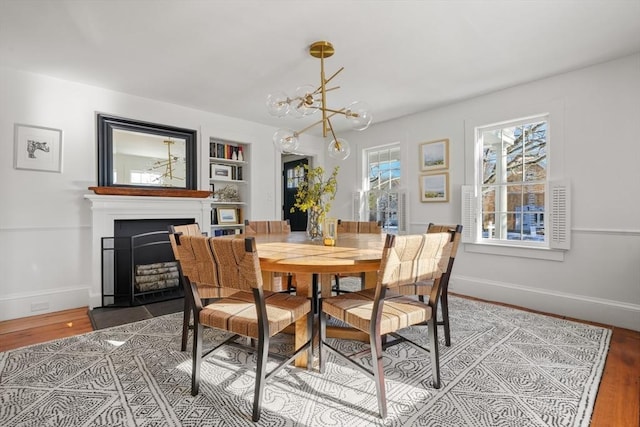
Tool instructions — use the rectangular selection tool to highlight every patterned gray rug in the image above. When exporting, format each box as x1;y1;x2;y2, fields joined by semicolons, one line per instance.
0;295;610;427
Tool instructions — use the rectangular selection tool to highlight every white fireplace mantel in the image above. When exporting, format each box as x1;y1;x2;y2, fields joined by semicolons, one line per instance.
84;194;212;308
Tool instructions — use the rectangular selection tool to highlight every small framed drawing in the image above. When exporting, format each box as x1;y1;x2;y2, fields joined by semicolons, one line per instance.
420;138;448;171
420;172;449;203
211;164;233;181
14;123;63;172
217;208;238;224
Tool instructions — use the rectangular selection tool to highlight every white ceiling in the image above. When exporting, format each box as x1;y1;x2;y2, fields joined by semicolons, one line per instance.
1;0;639;134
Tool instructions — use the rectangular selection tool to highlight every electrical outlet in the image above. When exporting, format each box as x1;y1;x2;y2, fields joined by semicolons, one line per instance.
30;302;49;312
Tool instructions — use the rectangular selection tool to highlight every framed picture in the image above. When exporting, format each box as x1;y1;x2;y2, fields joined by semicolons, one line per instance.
420;138;449;171
217;208;238;224
14;123;63;172
420;172;449;203
211;163;233;181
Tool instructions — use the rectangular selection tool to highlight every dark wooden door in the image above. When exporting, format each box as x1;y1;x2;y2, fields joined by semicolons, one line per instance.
283;158;309;231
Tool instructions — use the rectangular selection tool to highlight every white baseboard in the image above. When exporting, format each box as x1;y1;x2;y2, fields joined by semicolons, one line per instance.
452;275;640;331
0;287;90;322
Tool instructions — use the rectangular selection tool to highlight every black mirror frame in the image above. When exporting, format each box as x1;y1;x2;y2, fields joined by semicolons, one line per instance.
96;113;198;190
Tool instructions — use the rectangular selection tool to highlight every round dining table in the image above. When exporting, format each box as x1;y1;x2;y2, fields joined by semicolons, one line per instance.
252;231;387;367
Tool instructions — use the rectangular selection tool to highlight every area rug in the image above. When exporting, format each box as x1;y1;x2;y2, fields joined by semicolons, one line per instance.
0;295;610;427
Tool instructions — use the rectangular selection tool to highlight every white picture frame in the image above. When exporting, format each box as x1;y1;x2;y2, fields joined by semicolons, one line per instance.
14;123;63;173
211;163;233;181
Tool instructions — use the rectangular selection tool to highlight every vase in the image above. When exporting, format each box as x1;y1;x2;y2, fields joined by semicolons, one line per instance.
306;205;324;240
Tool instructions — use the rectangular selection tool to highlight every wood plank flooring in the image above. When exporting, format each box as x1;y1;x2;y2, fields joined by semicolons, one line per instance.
0;303;638;426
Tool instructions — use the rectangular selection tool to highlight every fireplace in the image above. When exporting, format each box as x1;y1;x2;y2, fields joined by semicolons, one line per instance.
84;194;212;308
101;218;195;307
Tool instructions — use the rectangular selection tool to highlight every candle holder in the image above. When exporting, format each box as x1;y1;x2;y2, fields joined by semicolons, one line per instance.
323;217;338;246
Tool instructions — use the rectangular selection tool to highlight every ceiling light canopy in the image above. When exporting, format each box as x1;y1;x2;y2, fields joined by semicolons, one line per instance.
267;41;372;161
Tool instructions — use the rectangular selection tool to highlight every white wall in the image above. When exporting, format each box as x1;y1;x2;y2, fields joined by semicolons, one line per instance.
331;54;640;330
2;55;639;331
0;66;290;320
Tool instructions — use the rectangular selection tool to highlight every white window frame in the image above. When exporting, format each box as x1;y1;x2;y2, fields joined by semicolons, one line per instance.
462;100;570;261
359;143;405;233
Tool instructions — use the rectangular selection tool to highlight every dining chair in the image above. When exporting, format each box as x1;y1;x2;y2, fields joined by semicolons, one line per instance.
319;232;453;418
169;224;237;352
244;220;269;234
245;219;295;292
397;223;462;346
180;235;313;422
333;220;382;294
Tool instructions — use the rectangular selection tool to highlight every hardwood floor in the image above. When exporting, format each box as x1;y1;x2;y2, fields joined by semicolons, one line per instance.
0;307;93;352
0;303;638;426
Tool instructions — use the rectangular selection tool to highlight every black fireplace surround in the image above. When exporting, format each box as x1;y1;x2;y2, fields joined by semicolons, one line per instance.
101;218;195;307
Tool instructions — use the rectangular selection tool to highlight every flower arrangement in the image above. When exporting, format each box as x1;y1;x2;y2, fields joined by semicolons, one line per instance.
290;164;339;239
290;164;339;214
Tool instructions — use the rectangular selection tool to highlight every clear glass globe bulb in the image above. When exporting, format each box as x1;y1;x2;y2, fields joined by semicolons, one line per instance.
290;85;319;118
266;91;290;117
328;138;351;160
346;101;372;131
273;129;299;153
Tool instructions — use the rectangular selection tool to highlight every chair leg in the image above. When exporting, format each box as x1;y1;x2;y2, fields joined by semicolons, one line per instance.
333;275;341;294
181;297;190;352
427;319;441;389
191;323;203;395
369;332;387;418
252;335;269;422
440;293;451;346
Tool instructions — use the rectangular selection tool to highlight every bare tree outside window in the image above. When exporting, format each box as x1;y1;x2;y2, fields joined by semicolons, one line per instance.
479;117;547;243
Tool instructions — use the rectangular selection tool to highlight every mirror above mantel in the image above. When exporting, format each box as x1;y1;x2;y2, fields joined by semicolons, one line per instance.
93;114;205;196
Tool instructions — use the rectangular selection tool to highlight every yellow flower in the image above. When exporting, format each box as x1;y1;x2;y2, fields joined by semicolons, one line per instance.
290;165;339;221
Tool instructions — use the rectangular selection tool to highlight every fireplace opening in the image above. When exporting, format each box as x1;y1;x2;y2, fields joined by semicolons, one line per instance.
101;218;195;307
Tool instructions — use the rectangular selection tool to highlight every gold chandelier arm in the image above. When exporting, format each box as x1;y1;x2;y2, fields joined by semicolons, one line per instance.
295;110;342;136
326;117;342;150
322;107;348;116
324;67;344;86
314;86;340;95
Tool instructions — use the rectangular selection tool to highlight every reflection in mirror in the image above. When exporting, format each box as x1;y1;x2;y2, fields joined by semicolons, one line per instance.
97;114;197;190
112;129;187;187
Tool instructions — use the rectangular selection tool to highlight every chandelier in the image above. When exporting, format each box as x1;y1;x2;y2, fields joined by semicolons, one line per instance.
266;41;372;161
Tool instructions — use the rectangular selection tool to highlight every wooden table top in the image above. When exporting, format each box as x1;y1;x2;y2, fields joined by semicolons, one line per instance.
252;232;386;275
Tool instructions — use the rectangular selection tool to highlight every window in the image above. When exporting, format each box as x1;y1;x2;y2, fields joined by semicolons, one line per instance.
479;116;547;244
363;144;402;233
130;170;162;185
463;113;570;254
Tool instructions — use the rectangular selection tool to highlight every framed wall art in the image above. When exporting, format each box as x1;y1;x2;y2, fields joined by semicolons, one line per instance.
419;138;449;171
14;123;63;172
420;172;449;203
217;208;238;224
211;164;233;181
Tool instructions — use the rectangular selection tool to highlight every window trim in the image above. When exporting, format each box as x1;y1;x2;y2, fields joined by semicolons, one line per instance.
463;99;568;260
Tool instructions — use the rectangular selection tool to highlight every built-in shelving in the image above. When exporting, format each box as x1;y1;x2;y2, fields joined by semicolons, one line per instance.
209;139;249;236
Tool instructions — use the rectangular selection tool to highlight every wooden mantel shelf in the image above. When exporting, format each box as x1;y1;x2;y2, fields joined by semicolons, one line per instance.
88;187;212;198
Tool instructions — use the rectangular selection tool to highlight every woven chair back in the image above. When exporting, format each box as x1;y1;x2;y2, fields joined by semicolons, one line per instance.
178;235;221;287
337;220;381;234
245;220;291;235
168;223;202;262
378;233;452;289
427;223;462;259
208;237;263;291
267;220;291;234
